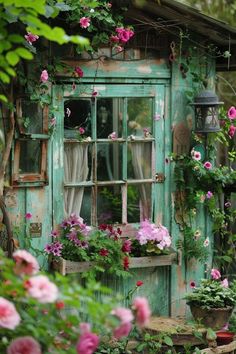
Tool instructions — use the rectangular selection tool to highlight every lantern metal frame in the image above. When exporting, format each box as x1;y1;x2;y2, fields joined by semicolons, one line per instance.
191;90;223;134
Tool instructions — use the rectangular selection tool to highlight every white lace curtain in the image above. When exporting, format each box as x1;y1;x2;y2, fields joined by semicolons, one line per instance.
64;144;89;217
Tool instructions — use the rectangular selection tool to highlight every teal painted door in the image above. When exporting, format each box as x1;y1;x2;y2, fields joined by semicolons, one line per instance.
52;83;171;315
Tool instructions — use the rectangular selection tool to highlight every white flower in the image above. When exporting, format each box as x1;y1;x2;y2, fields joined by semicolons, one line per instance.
203;237;210;247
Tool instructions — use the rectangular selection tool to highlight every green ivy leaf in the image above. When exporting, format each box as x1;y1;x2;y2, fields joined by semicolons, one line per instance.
0;94;8;103
0;70;10;83
6;50;20;65
15;47;33;60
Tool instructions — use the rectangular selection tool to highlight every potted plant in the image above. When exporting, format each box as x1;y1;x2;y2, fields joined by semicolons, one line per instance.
185;269;236;329
44;214;176;277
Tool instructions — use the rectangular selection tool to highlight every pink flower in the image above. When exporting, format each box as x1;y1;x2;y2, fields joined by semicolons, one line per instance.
203;161;212;170
192;151;201;161
7;336;42;354
113;321;132;339
221;278;229;288
26;275;58;303
92;90;98;97
115;27;134;43
228;125;236;138
13;250;39;275
79;17;90;29
0;297;21;330
190;281;196;289
75;66;84;78
108;131;117;140
112;307;134;339
24;32;39;45
25;212;32;220
50;229;59;237
107;2;112;8
122;239;132;253
211;268;221;280
115;46;123;53
228;106;236;120
79;127;85;135
136;280;143;287
40;70;48;83
132;297;151;327
203;237;210;247
76;332;99;354
110;35;119;43
206;191;213;199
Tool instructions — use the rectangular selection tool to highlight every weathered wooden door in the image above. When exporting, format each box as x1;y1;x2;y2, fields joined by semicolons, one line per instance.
52;82;171;315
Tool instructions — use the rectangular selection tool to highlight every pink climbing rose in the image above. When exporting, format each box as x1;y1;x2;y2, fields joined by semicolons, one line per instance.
211;268;221;280
76;332;99;354
13;250;39;276
25;275;58;303
228;125;236;138
40;70;48;83
74;66;84;78
221;278;229;288
203;161;212;170
0;297;21;330
111;307;134;339
7;336;42;354
132;296;151;327
228;106;236;119
79;17;90;29
25;212;32;220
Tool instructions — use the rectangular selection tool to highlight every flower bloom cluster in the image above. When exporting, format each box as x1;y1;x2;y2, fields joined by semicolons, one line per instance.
136;219;171;250
24;32;39;45
79;17;90;28
110;27;134;52
227;106;236;138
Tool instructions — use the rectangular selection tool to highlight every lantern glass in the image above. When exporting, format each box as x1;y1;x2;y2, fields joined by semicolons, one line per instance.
195;105;220;133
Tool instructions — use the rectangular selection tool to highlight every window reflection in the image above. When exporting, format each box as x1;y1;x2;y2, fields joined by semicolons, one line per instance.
127;184;151;222
64;99;92;137
127;97;152;136
19;140;41;173
97;186;122;224
97;98;123;138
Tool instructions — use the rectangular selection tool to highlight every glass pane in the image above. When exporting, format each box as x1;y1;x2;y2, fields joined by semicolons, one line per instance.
97;142;122;181
127;184;151;223
21;100;43;133
127;142;152;179
127;97;153;136
97;186;122;224
64;187;91;224
97;98;123;138
64;143;91;182
19;140;41;173
64;99;92;138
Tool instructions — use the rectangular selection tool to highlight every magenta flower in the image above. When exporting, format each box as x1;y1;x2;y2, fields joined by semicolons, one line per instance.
228;106;236;119
0;297;21;330
115;27;134;43
190;281;196;289
122;239;132;253
75;66;84;78
99;248;109;257
203;161;212;170
108;131;117;140
40;70;48;83
13;250;39;276
206;191;213;199
25;212;32;220
113;321;132;339
79;17;90;29
7;336;42;354
76;332;99;354
228;125;236;138
50;229;59;238
24;32;39;45
26;275;58;303
132;297;151;327
79;127;85;135
110;35;119;43
92;90;98;97
211;268;221;280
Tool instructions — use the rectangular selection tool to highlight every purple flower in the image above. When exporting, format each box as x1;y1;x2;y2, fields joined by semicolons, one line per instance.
50;230;59;238
206;191;213;199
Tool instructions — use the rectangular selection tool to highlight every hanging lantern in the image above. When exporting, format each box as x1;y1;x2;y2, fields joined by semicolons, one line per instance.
191;90;223;133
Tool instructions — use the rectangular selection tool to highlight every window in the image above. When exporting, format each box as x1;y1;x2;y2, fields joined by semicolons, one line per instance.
12;99;49;186
63;84;164;227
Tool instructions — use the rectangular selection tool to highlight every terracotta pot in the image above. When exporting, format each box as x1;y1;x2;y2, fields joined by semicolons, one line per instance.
189;304;234;329
216;331;235;346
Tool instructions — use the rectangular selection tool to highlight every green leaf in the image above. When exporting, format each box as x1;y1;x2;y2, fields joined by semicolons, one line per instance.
163;336;173;346
8;34;23;43
5;67;16;76
0;94;8;103
15;47;33;60
6;51;19;65
0;71;10;83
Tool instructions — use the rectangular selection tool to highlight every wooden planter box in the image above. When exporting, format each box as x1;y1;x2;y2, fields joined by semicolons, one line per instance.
52;253;177;275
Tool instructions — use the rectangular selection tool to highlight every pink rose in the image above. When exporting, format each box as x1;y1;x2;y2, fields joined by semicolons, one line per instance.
221;278;229;288
79;17;90;29
25;212;32;220
111;307;133;339
24;32;39;45
203;161;212;170
40;70;48;83
132;297;151;327
13;250;39;276
26;275;58;303
228;106;236;120
110;35;119;43
0;297;21;330
79;127;85;135
122;239;132;253
108;132;117;140
7;336;41;354
211;268;221;280
76;332;99;354
228;125;236;138
115;27;134;43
